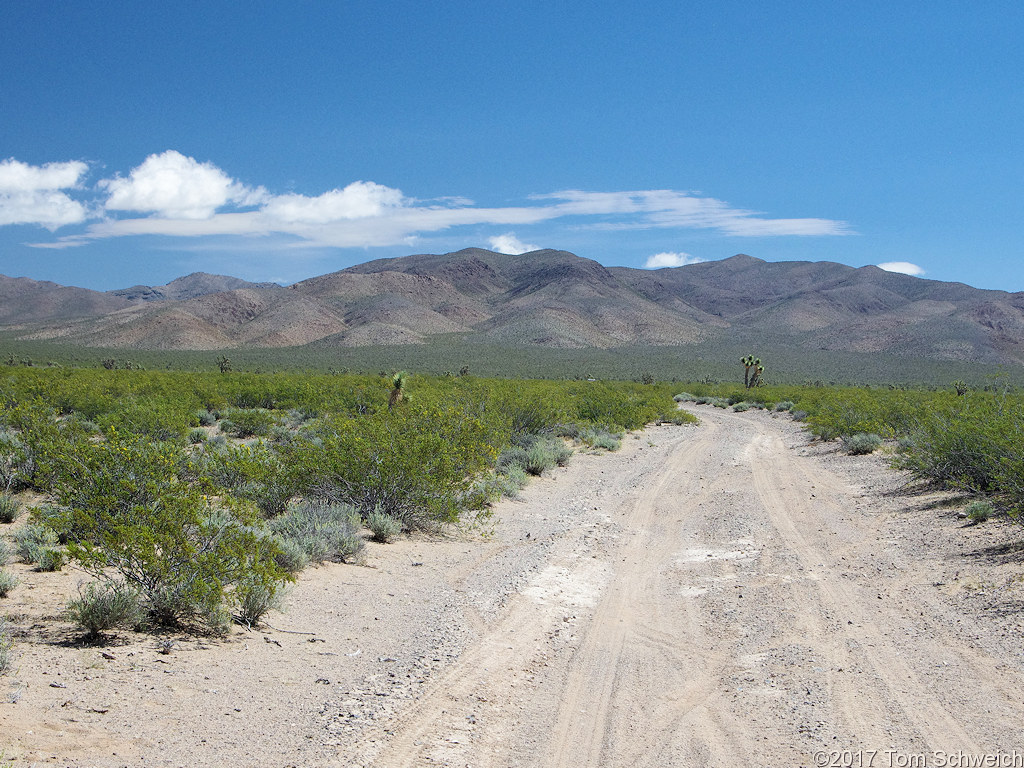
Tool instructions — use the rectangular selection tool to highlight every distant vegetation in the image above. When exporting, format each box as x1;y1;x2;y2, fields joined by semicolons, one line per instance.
2;332;1021;387
675;379;1024;521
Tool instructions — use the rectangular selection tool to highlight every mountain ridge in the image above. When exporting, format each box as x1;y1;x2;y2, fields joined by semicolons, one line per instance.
3;249;1023;365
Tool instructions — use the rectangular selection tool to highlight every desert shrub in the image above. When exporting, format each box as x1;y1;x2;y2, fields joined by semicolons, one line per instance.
97;396;193;441
524;444;557;476
495;465;529;498
573;381;663;430
366;507;402;543
0;570;17;598
673;392;696;402
188;429;207;445
503;402;557;437
270;535;309;574
0;429;34;494
0;618;12;673
0;539;10;566
580;426;622;451
0;495;18;524
280;404;500;530
14;523;59;564
844;433;883;455
732;402;752;412
220;408;276;438
775;400;795;412
496;445;530;472
554;423;580;439
268;501;365;564
201;602;234;637
268;425;293;444
791;410;809;421
196;409;216;427
66;581;146;638
199;441;291;517
893;398;1013;494
51;432;290;631
35;546;66;572
965;500;994;524
233;576;285;628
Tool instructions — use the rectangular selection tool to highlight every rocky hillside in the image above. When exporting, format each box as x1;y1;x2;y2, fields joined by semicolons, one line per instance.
3;249;1023;364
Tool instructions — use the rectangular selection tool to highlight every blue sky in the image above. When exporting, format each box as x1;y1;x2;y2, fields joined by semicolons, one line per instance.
1;1;1022;291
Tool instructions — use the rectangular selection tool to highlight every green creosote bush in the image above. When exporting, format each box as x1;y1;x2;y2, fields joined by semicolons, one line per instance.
366;506;402;544
14;523;59;564
66;581;146;639
200;441;290;517
0;429;36;493
0;570;17;598
268;501;365;564
0;495;18;524
51;431;291;632
219;408;276;438
843;433;883;455
965;500;994;524
279;404;500;531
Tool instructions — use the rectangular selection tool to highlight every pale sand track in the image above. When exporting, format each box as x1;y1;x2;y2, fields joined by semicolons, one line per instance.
2;406;1023;767
358;407;1024;768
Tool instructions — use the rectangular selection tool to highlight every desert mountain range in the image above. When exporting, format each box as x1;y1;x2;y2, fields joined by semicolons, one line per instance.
2;249;1022;365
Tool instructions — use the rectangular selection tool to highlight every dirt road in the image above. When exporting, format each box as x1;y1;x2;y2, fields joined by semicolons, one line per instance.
355;406;1024;768
3;406;1023;767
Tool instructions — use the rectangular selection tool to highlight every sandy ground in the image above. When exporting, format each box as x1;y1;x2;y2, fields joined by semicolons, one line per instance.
2;405;1023;767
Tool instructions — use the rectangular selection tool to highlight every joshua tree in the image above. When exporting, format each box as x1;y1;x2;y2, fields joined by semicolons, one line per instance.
741;355;765;389
952;379;969;396
217;356;232;374
388;371;408;410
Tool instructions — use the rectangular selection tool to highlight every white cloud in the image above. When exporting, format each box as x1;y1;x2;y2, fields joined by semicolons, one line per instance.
0;158;89;229
262;181;405;224
8;150;853;248
877;261;925;276
488;233;540;254
644;251;706;269
0;158;88;192
100;150;267;219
